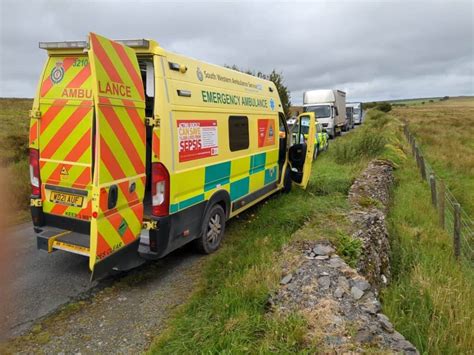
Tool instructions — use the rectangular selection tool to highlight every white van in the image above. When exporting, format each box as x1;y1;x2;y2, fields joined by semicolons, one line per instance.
303;90;346;138
347;102;363;124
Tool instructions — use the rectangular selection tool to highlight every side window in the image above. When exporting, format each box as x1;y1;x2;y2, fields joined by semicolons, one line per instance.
278;113;287;138
229;116;249;152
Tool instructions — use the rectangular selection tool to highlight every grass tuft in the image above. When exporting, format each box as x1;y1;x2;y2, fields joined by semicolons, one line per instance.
336;233;362;267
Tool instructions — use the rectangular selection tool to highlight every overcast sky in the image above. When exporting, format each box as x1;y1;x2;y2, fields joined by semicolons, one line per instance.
0;0;472;104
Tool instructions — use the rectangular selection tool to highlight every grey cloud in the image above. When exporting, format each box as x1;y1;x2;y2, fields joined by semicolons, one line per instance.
1;0;472;104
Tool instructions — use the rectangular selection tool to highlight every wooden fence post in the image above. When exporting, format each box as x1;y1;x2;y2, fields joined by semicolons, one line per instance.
419;155;427;180
415;146;420;168
438;181;445;229
430;173;437;207
453;203;461;259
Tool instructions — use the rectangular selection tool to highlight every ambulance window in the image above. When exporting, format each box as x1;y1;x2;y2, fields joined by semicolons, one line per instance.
228;116;249;151
145;62;154;98
279;113;287;138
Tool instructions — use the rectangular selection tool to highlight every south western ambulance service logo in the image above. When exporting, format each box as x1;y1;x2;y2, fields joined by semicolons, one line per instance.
51;62;65;84
196;67;204;81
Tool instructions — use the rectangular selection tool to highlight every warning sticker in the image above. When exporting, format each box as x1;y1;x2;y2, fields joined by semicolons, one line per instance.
257;119;276;147
178;120;218;162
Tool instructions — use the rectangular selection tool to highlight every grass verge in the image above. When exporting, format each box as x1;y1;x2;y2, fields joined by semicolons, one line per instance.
381;141;474;353
149;110;403;353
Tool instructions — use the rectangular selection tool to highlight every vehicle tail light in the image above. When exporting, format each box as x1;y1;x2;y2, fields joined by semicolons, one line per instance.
29;149;41;196
151;163;170;217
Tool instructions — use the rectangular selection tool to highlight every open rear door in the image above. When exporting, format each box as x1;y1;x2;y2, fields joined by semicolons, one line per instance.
88;33;146;278
288;112;316;189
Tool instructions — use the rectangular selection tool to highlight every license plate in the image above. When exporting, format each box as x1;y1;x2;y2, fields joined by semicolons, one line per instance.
50;191;84;207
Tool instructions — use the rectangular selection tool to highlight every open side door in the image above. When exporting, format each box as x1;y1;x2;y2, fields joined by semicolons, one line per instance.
88;33;146;278
288;112;316;189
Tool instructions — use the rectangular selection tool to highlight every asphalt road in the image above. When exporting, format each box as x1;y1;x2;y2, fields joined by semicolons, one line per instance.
0;222;201;342
1;222;97;340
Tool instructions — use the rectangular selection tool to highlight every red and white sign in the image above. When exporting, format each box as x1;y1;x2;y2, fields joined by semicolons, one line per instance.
177;120;218;162
258;119;276;147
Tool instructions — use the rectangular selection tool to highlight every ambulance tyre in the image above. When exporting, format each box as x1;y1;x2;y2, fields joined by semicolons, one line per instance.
195;204;226;254
282;167;292;193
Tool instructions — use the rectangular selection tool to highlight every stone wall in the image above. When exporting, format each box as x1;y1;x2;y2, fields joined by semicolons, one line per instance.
348;160;395;291
267;159;418;353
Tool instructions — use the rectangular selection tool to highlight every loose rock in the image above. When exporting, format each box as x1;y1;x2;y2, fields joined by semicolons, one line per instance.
351;286;364;300
280;274;293;285
312;244;335;256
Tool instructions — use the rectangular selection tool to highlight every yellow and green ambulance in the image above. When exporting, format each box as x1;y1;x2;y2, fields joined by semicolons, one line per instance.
29;33;316;278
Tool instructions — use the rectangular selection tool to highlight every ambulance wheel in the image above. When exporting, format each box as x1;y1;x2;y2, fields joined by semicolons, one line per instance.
195;204;226;254
282;167;292;193
313;146;319;160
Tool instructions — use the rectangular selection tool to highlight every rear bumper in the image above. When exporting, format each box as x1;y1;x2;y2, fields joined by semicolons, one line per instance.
143;201;206;259
31;197;90;235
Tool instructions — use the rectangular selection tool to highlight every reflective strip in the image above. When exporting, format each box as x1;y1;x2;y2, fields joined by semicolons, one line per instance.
170;150;280;213
152;129;160;160
29;120;38;146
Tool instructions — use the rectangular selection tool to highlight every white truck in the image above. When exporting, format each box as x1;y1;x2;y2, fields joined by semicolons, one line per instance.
303;89;346;138
347;102;363;125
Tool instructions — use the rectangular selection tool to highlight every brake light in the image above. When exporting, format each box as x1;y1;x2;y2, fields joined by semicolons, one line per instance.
29;149;41;196
152;163;170;217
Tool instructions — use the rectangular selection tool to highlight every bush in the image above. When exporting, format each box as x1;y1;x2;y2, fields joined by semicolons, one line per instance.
362;102;392;112
376;102;392;112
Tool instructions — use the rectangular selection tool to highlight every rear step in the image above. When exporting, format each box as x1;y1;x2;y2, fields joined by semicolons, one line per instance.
37;227;90;257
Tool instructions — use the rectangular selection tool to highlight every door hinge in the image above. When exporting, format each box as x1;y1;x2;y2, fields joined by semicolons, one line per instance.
145;116;160;127
30;198;43;207
142;220;158;230
29;110;41;119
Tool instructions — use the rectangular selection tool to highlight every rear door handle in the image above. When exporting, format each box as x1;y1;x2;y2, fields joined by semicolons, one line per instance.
108;185;118;209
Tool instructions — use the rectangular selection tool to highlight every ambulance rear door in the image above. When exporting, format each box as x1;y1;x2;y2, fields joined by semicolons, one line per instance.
87;33;146;278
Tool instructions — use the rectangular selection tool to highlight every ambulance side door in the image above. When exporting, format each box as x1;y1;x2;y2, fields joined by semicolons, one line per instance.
288;112;316;189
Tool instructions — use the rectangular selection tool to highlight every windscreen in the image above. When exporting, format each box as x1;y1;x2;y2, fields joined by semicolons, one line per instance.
306;105;331;119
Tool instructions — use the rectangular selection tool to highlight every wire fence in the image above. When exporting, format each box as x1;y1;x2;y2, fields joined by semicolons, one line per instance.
403;123;474;263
